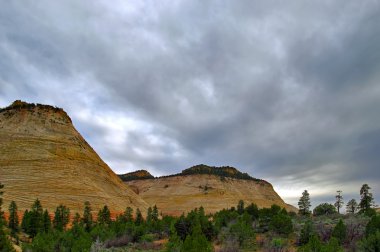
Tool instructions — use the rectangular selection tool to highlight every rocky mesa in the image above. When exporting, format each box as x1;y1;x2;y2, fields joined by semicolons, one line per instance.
0;100;148;213
121;164;297;216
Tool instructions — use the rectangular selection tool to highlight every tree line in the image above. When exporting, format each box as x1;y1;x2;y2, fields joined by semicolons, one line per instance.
160;164;264;182
1;182;379;251
298;183;376;216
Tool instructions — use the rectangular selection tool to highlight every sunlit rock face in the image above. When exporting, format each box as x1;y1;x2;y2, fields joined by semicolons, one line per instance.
0;100;148;213
123;165;297;216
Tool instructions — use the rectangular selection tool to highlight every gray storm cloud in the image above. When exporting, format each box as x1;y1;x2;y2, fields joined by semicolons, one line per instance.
0;0;379;207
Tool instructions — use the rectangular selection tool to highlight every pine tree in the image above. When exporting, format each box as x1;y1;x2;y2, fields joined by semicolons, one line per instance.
346;199;358;214
72;213;81;226
298;190;311;215
97;205;111;225
335;190;343;214
359;184;374;213
246;203;259;220
124;207;133;222
42;209;51;232
82;201;93;232
237;200;245;215
8;201;19;235
146;206;153;224
152;205;159;222
29;199;44;237
53;204;70;231
182;221;212;252
175;214;191;240
21;210;31;233
135;208;143;225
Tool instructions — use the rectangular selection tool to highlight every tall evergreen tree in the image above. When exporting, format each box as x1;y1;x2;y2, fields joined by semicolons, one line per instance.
359;184;374;213
72;213;81;226
53;204;70;231
152;205;159;222
246;203;259;220
8;201;19;235
146;206;153;224
182;220;212;252
82;201;93;232
97;205;111;225
346;199;358;214
21;210;31;233
42;209;51;232
29;199;44;237
135;208;143;225
335;190;343;214
298;190;311;215
124;207;133;222
237;200;245;215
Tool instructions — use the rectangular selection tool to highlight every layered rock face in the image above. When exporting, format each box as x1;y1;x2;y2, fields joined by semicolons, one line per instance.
123;165;297;216
0;101;148;213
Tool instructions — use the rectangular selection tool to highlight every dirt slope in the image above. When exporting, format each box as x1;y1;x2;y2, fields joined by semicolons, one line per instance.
0;101;148;213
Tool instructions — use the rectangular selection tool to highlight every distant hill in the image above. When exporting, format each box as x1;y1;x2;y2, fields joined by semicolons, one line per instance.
123;165;297;216
120;164;265;182
0;100;148;213
166;164;264;181
119;170;154;182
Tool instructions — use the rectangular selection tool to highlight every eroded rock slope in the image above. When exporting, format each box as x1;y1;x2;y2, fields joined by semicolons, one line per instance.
0;101;148;213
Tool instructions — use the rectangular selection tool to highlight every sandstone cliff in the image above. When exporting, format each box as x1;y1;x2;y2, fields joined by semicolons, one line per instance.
119;170;154;182
123;165;297;216
0;101;148;213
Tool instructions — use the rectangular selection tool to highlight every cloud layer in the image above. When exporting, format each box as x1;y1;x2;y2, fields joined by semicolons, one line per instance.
1;1;379;207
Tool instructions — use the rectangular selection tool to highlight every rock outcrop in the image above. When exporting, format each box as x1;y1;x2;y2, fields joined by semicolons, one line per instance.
0;100;148;213
124;165;297;216
119;170;154;182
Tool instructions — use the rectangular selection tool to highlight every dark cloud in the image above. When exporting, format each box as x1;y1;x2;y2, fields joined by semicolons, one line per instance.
1;1;379;207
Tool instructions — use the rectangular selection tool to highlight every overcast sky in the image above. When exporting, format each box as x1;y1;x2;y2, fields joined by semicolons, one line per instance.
1;1;379;208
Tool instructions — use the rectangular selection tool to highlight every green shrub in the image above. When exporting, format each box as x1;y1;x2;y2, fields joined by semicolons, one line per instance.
331;219;347;245
270;214;293;235
270;237;289;250
359;231;380;251
313;203;337;216
299;220;314;245
0;227;15;252
365;215;380;237
181;223;212;252
298;234;321;252
140;233;155;242
229;212;255;248
166;228;183;252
